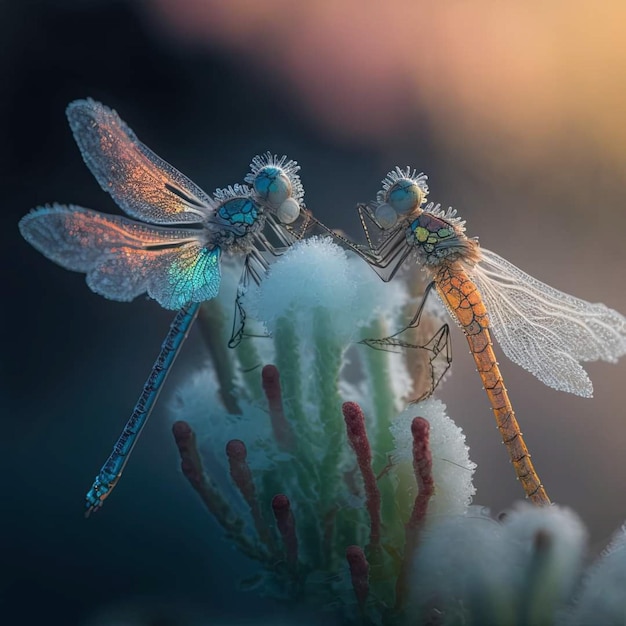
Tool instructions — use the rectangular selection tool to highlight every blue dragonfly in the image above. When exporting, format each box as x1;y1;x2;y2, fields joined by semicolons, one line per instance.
19;99;308;515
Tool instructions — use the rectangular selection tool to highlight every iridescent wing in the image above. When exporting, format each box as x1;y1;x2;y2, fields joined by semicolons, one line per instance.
471;247;626;397
66;99;215;224
19;205;221;309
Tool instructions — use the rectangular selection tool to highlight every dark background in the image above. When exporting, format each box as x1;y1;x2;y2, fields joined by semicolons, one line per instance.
4;1;626;624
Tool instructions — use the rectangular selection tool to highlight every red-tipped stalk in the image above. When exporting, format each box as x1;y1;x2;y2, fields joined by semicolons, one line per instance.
172;420;207;491
346;545;370;609
272;494;298;567
342;402;382;548
226;439;272;547
408;417;435;531
262;365;295;451
172;421;261;559
396;417;435;610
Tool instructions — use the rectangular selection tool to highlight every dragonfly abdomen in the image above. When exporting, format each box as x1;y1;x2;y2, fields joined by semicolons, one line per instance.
435;264;550;506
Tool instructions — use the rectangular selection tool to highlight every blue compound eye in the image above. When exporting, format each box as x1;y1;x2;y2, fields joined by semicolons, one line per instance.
374;203;398;229
385;178;424;214
276;197;300;224
253;166;292;207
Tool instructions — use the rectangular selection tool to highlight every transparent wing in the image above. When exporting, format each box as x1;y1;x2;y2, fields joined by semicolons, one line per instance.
67;99;215;224
471;247;626;397
19;205;221;309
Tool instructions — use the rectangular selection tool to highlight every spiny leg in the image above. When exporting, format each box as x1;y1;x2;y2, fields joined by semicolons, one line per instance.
263;213;298;249
228;244;272;348
361;282;452;400
300;208;413;282
294;209;381;263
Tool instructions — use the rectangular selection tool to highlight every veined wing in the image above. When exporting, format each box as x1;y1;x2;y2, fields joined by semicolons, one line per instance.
19;205;221;309
67;99;215;224
471;248;626;397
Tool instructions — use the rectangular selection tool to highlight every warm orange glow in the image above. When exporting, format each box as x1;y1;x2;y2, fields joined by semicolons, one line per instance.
145;0;626;174
94;111;202;218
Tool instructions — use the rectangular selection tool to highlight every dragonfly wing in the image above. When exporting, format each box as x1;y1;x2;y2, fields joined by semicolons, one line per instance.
472;248;626;397
19;205;221;309
135;242;221;310
67;99;215;225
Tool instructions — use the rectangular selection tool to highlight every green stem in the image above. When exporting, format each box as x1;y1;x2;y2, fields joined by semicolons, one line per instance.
359;319;404;540
272;314;323;566
197;301;240;414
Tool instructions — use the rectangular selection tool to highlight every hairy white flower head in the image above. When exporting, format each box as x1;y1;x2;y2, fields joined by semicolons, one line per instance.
245;236;409;342
390;398;476;516
563;525;626;626
409;503;588;624
169;236;476;620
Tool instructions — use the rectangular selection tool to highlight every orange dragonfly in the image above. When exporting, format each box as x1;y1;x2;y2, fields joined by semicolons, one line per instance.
323;167;626;506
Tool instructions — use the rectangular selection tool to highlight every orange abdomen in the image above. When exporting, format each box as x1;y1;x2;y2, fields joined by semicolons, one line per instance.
435;264;550;505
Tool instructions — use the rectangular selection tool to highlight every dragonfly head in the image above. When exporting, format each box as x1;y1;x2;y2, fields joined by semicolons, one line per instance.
374;167;429;229
246;153;305;225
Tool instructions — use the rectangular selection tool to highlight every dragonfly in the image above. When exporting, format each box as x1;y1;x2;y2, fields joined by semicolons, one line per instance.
321;167;626;506
19;99;308;516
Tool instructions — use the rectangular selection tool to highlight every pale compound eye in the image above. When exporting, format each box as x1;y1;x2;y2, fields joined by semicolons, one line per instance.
253;166;292;208
276;197;300;224
374;203;398;229
386;178;424;214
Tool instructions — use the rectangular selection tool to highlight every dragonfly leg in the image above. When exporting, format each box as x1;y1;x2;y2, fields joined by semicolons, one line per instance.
228;246;271;348
360;282;452;400
361;322;452;401
264;213;298;248
284;208;313;241
298;208;413;282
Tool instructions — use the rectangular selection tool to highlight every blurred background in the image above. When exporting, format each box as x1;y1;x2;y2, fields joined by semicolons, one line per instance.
4;0;626;623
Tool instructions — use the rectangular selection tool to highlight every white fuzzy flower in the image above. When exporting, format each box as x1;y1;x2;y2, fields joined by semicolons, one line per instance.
390;398;476;516
169;237;475;621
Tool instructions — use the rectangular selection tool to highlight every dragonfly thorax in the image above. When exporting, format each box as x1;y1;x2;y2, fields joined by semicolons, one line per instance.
211;195;265;250
406;211;480;268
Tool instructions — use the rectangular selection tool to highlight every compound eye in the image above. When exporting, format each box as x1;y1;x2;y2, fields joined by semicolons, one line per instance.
386;178;424;214
253;166;292;208
276;197;300;224
374;203;398;229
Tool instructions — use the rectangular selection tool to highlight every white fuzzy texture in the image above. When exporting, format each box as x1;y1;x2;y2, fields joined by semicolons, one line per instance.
169;366;285;472
564;525;626;626
168;237;417;490
410;504;588;622
501;503;587;626
503;503;587;604
390;398;476;516
245;237;409;343
410;511;514;616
